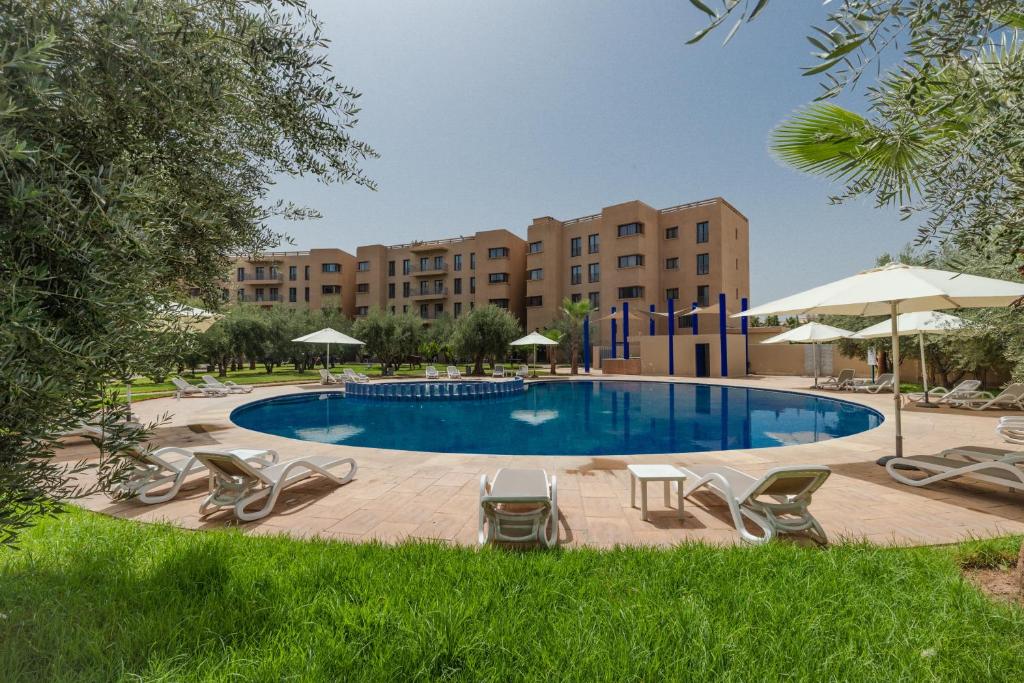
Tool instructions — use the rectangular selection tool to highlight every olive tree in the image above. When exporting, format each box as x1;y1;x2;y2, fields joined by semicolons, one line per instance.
353;309;423;374
1;0;375;545
452;306;522;375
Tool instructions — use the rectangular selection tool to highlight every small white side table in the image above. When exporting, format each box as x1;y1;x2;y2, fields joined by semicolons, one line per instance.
627;465;686;521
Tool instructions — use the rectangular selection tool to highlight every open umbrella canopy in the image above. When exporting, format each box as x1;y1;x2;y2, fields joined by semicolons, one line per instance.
850;311;965;339
292;328;364;345
761;322;852;345
510;332;560;346
160;302;220;333
736;263;1024;460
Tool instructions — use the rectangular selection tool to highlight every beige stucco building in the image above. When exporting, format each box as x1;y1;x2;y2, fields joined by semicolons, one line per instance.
223;248;356;313
525;197;749;346
353;229;526;322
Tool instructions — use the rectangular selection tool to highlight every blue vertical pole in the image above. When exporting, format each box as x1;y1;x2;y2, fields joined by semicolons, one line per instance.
610;306;618;359
691;302;699;335
649;304;656;336
623;302;630;359
741;297;749;375
583;315;591;374
668;297;675;376
718;292;728;377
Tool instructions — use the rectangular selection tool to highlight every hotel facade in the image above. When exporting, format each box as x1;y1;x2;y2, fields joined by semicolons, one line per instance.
223;197;749;352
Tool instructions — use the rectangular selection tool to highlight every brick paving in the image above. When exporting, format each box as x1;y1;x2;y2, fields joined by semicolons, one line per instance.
66;375;1024;547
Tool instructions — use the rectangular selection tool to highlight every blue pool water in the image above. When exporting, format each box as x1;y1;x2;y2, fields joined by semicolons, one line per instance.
230;381;883;456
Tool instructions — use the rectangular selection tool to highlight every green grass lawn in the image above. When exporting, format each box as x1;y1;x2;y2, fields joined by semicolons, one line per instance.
1;510;1021;681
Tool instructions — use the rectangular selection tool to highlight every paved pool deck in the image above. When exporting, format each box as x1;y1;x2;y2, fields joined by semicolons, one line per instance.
65;374;1024;548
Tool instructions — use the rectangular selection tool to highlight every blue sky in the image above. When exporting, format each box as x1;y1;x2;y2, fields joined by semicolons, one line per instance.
269;0;915;303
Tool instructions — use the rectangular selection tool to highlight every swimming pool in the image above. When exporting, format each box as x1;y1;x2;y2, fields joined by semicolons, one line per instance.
230;380;883;456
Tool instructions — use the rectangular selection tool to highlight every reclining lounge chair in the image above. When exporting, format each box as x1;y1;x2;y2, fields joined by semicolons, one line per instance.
819;369;855;390
905;379;981;404
479;468;558;547
319;368;342;385
949;382;1024;411
675;464;832;545
120;446;278;504
172;377;227;398
195;450;358;522
201;374;253;394
847;373;894;393
446;366;462;380
886;452;1024;493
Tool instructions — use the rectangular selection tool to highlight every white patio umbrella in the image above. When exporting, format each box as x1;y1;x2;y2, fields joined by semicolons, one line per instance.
510;331;560;377
736;263;1024;460
760;322;853;388
292;328;364;369
851;311;965;407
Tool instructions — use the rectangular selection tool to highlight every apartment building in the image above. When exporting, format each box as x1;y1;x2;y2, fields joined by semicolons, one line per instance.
354;229;527;322
525;198;749;344
225;248;356;313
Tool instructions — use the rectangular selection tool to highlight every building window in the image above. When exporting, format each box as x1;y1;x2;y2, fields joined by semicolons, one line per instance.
434;279;444;294
356;283;369;293
697;285;710;307
403;305;408;313
419;257;428;271
255;287;264;302
454;302;462;317
665;257;679;270
525;296;543;307
571;293;582;303
419;281;430;295
488;247;509;259
454;254;462;271
356;306;368;316
617;254;644;268
618;286;644;299
527;268;543;281
570;265;582;285
570;237;581;257
304;265;310;280
268;287;279;302
322;285;341;295
489;298;509;309
236;288;244;301
289;287;297;303
388;260;395;276
390;306;396;314
666;288;679;301
696;253;710;275
388;283;395;299
469;276;476;294
454;278;462;294
588;233;599;254
433;255;444;270
588;291;600;309
528;241;543;254
470;252;476;270
488;272;509;284
420;303;429;318
270;266;279;279
469;301;475;311
402;281;411;297
236;267;245;281
221;288;229;301
325;263;343;273
696;221;709;243
588;263;600;283
255;266;265;280
402;259;411;275
665;226;678;239
304;287;309;302
617;222;643;237
434;303;444;315
288;265;297;281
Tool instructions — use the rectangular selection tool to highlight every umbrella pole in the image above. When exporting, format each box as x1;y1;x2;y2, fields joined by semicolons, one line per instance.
879;302;903;464
813;342;819;388
917;332;937;407
327;342;330;370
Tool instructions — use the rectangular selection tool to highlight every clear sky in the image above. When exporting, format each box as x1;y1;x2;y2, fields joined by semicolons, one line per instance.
268;0;915;303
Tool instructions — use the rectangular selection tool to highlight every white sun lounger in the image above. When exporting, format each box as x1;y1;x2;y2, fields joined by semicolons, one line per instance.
195;450;358;522
819;369;855;390
342;368;370;384
319;368;342;385
950;382;1024;411
675;464;831;545
425;365;439;380
446;366;462;379
996;416;1024;444
172;377;227;398
492;364;505;378
516;365;529;378
120;446;278;504
201;374;253;394
886;453;1024;493
905;379;981;404
847;373;893;393
479;468;558;547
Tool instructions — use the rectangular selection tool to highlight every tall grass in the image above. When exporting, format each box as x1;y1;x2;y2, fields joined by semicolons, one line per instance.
1;511;1021;681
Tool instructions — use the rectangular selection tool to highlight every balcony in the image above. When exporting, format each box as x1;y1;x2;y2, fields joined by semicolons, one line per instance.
411;263;449;276
238;273;282;283
411;288;449;301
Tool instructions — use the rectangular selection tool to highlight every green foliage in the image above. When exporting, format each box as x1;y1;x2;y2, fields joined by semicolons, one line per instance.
452;305;522;375
352;308;423;374
3;511;1024;680
1;0;374;544
548;298;593;375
